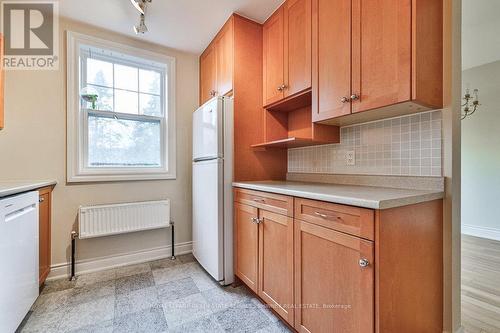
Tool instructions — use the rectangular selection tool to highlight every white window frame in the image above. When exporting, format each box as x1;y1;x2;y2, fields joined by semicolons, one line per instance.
66;31;176;182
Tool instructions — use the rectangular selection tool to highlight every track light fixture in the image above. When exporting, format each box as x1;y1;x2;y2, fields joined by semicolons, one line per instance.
134;14;148;34
131;0;151;34
130;0;151;15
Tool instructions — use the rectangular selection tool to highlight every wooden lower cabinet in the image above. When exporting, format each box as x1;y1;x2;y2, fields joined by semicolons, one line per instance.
234;202;259;292
234;200;294;325
38;186;53;286
294;219;374;333
258;209;294;325
234;188;443;333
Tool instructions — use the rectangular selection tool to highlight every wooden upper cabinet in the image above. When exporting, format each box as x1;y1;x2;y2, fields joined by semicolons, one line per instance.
312;0;443;124
0;34;4;130
263;0;312;108
216;19;234;97
351;0;411;113
199;45;217;105
312;0;352;122
199;16;235;106
284;0;312;98
234;202;259;292
294;219;374;333
263;7;285;106
258;210;294;325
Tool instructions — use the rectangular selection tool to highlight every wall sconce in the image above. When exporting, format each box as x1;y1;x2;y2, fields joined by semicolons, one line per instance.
462;88;480;120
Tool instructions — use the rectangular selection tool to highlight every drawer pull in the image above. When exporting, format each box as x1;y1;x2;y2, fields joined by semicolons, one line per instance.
252;198;265;203
314;211;328;218
359;259;370;268
314;211;342;221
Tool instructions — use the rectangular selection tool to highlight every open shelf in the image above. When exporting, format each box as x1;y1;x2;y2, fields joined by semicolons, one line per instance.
252;137;334;149
252;104;339;150
265;90;312;113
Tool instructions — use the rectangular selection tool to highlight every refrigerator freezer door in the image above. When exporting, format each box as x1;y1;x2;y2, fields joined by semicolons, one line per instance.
192;159;224;281
193;98;223;161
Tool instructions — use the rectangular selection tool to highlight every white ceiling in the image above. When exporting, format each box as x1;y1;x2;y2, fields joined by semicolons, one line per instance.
59;0;283;55
462;0;500;70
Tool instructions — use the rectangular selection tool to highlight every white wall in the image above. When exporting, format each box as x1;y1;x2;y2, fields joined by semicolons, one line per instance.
461;60;500;240
0;18;199;275
462;0;500;70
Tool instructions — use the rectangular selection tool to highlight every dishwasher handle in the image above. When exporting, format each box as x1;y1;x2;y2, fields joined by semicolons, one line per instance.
5;204;36;222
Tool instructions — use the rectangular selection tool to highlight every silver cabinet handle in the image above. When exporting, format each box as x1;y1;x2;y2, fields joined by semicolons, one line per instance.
210;90;217;97
359;258;369;268
314;211;328;218
39;197;45;203
350;94;360;101
277;84;287;92
340;96;350;103
251;217;263;224
252;198;265;203
314;211;343;221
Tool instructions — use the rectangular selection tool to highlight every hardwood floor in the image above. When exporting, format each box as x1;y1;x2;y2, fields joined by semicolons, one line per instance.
462;235;500;333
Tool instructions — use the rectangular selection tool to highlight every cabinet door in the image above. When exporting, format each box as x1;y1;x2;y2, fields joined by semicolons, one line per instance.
263;7;284;106
351;0;411;113
234;202;259;292
294;219;374;333
39;189;51;285
216;20;233;97
0;34;4;129
284;0;311;98
258;210;294;325
200;45;217;105
312;0;352;122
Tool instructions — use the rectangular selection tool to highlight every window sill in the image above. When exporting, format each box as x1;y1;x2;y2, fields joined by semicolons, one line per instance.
67;172;176;183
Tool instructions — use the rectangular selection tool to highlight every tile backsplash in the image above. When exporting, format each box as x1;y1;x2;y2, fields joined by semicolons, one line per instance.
288;111;442;177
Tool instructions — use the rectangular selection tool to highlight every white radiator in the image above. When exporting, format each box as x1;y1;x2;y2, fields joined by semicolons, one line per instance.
78;200;171;239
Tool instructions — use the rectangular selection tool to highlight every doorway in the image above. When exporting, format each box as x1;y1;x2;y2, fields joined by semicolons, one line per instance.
461;0;500;331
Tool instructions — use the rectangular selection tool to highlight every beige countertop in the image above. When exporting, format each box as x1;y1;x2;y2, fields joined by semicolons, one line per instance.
233;181;444;209
0;181;57;198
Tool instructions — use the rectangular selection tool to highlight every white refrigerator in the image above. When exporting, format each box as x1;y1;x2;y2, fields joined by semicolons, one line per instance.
192;96;234;285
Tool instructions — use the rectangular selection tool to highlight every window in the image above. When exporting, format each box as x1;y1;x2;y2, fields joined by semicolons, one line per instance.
67;31;176;182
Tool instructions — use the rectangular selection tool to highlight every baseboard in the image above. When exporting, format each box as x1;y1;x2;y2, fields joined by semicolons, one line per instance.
462;224;500;242
441;326;464;333
47;241;192;281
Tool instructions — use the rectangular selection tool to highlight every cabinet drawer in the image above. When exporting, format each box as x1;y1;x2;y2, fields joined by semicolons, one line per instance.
234;188;293;217
294;198;374;240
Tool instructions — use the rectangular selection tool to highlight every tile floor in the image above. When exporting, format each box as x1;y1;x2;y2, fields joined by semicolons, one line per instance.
18;254;291;333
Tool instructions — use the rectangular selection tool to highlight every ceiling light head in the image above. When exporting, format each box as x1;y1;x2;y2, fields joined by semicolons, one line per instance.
130;0;151;14
134;14;148;34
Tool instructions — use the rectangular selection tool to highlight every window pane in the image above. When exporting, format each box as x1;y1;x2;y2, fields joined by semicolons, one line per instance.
88;115;161;167
87;58;113;87
139;69;161;94
140;93;161;116
83;84;113;111
115;89;138;114
114;64;138;91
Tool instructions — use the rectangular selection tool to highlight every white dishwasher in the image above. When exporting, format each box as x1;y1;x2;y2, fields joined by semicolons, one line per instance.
0;191;39;333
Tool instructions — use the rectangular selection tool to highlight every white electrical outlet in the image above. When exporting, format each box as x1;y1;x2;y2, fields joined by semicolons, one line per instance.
346;150;355;166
